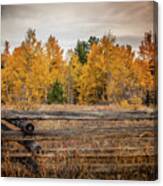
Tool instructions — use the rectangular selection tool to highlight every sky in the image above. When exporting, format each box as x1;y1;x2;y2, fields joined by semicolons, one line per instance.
1;1;155;55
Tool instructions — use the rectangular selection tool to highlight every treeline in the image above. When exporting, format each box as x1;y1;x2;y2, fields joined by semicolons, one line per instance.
1;29;157;106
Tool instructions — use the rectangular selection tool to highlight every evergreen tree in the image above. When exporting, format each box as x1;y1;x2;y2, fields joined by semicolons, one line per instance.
47;81;65;104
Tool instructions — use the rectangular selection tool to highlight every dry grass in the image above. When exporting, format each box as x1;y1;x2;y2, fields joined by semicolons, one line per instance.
2;103;155;112
1;105;157;180
2;145;157;180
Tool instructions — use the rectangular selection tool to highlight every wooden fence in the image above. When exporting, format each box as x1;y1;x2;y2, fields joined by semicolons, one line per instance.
1;109;158;180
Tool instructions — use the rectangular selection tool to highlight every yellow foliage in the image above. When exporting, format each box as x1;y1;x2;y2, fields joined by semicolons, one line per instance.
1;31;156;107
2;30;66;106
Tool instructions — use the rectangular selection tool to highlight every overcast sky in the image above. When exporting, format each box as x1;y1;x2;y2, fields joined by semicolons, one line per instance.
1;1;154;55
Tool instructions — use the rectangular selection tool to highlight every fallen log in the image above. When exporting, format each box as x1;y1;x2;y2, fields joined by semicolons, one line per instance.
1;121;41;154
11;157;40;175
5;119;35;134
1;121;41;175
23;141;41;154
1;126;157;140
1;109;158;120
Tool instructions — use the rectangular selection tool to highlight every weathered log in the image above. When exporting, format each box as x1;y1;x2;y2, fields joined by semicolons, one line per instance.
5;119;35;134
1;109;157;120
1;132;156;142
6;152;157;158
1;125;157;140
1;122;41;175
23;141;41;154
1;121;41;154
11;157;40;175
2;146;156;158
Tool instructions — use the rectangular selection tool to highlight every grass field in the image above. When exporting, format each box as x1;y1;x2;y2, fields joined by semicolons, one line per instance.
1;105;158;180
